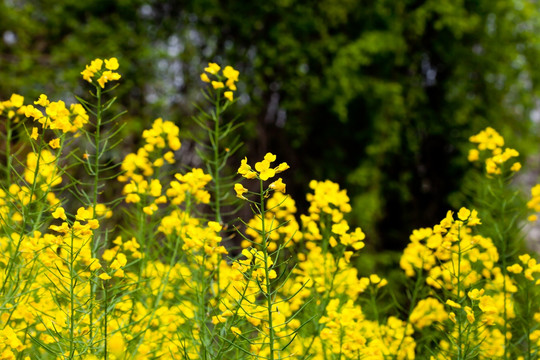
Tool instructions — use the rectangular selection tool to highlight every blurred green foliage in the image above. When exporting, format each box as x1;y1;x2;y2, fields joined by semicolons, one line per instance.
1;0;540;249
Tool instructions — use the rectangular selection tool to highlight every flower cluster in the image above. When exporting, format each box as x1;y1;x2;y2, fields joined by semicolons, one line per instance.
166;169;212;205
80;57;121;88
235;153;289;203
469;127;521;174
200;62;240;101
527;184;540;221
3;58;540;360
119;118;179;183
1;93;89;150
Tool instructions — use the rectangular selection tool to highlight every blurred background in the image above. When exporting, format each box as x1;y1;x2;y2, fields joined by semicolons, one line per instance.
2;0;540;253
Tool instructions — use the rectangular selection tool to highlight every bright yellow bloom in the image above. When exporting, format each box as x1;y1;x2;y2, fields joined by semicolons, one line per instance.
99;273;111;280
97;70;122;88
30;127;39;140
223;66;239;81
457;207;471;221
468;288;485;301
52;207;67;220
224;91;233;101
507;263;523;274
269;178;286;193
468;149;479;162
200;73;210;82
48;138;60;149
34;94;49;107
235;183;248;199
205;62;221;74
10;93;24;107
275;162;290;173
231;326;242;336
511;162;522;172
255;159;275;181
445;299;461;309
104;57;119;70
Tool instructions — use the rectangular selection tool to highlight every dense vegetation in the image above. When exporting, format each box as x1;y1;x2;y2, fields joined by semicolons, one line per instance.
2;0;540;248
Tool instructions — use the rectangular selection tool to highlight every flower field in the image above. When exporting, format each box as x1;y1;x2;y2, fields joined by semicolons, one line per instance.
0;58;539;360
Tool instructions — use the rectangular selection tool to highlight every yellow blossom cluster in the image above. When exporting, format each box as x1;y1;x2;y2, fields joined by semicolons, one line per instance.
1;93;89;149
527;184;540;221
119;118;180;184
0;151;63;224
400;207;525;359
200;62;240;101
302;180;365;257
236;152;289;182
468;127;521;174
167;169;212;205
80;57;121;88
316;299;415;360
507;253;540;284
242;192;302;251
3;59;540;360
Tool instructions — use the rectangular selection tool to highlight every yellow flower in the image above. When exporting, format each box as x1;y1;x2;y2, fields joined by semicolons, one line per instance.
49;138;61;149
445;299;461;309
231;326;242;336
34;94;49;107
10;93;24;107
269;178;286;193
205;62;221;74
467;288;485;301
97;70;121;88
224;91;233;101
200;73;210;82
457;207;471;221
52;207;67;220
235;183;248;199
255;159;275;181
89;259;102;271
223;65;239;81
226;78;237;90
238;157;251;175
465;306;475;324
507;263;523;274
104;57;119;70
99;273;111;280
275;162;290;173
109;332;125;357
264;152;277;162
212;81;224;89
468;149;479;162
30;127;39;140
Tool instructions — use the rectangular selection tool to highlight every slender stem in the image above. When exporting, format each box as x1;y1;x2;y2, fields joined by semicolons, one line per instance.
213;94;222;225
89;85;102;346
104;281;108;360
260;180;275;360
69;232;76;359
457;225;463;360
6;117;11;184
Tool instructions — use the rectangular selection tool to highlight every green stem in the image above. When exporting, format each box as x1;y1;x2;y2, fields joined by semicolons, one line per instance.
89;85;103;347
6;116;11;184
69;232;76;359
213;95;222;225
457;225;463;360
260;179;275;360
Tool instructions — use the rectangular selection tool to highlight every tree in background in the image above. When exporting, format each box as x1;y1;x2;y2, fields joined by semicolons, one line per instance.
1;0;539;250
